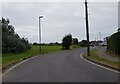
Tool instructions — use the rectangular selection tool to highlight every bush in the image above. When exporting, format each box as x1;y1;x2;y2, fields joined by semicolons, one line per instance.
1;17;32;53
79;40;87;47
62;34;72;49
73;38;78;45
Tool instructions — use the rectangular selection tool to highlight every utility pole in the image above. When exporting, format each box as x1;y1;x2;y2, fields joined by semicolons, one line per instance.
39;15;43;52
85;0;90;56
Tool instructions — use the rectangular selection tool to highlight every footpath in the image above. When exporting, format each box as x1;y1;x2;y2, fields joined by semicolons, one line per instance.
96;47;120;62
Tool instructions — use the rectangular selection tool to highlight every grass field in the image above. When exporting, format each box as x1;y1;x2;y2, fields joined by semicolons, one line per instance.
84;50;120;69
2;45;62;68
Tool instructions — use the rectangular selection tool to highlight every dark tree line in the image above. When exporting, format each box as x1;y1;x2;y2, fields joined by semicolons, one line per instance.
33;42;61;46
1;18;31;53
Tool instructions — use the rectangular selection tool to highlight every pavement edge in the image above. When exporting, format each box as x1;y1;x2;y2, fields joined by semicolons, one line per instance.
80;53;120;74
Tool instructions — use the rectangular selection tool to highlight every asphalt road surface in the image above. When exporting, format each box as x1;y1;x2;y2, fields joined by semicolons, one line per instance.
3;48;119;82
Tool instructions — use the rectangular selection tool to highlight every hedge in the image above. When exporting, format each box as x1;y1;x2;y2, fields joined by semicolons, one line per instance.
107;32;120;55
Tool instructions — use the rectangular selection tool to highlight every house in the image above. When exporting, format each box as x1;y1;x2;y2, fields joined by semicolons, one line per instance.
90;41;99;46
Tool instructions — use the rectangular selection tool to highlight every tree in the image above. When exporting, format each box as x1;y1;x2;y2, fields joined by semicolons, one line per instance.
2;17;31;53
62;34;72;49
73;38;78;45
33;42;38;45
79;40;87;47
55;42;60;45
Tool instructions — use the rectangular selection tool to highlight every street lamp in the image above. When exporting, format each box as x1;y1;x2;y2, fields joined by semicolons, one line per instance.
39;15;43;52
99;32;101;46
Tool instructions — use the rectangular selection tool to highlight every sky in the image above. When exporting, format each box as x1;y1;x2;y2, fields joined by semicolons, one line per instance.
1;1;119;43
118;1;120;28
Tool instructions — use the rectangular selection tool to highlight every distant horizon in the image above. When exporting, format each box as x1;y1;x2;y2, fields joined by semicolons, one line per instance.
31;39;106;44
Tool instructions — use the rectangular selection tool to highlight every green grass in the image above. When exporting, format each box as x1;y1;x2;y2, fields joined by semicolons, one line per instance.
0;55;2;67
84;50;120;68
2;45;62;68
70;45;79;49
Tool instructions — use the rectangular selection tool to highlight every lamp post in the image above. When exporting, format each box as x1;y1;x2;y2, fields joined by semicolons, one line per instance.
99;32;101;46
39;15;43;52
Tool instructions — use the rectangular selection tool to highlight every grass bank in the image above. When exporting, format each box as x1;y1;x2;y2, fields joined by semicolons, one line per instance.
2;45;62;68
83;50;120;69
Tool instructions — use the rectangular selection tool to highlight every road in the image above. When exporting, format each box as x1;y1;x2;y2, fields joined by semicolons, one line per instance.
3;48;119;82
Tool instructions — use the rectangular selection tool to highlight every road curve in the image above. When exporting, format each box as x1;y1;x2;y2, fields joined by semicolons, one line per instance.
3;48;119;82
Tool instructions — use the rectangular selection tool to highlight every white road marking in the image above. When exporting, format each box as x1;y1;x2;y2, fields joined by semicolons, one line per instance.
80;53;120;74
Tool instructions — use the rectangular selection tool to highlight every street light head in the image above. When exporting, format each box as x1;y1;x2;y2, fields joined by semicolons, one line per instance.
39;15;43;18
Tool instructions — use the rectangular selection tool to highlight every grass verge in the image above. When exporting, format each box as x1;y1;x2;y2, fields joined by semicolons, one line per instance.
2;45;62;69
70;45;79;49
83;49;120;71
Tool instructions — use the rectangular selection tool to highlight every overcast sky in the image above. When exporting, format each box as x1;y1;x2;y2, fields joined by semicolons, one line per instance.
118;1;120;28
2;1;118;43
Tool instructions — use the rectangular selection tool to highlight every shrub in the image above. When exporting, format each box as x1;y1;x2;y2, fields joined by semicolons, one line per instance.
62;34;72;49
107;32;120;55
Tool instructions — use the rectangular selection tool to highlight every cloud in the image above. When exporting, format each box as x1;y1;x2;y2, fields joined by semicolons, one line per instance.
89;2;118;39
0;3;2;17
118;1;120;28
2;2;118;43
0;0;119;2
